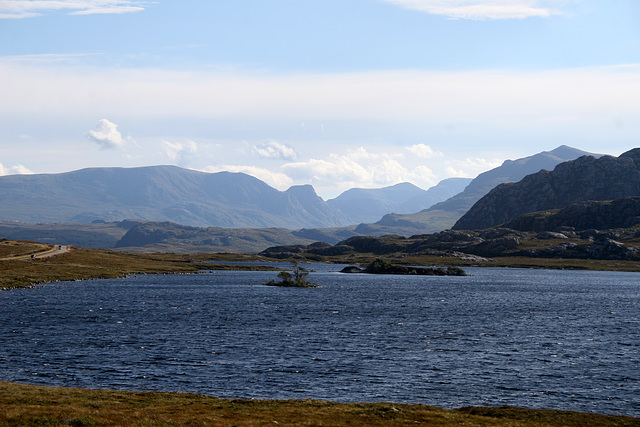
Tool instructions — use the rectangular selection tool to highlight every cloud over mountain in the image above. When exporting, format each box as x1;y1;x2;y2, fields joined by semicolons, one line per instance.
406;144;443;159
253;140;297;161
163;140;198;164
0;163;32;176
281;147;439;197
86;119;127;150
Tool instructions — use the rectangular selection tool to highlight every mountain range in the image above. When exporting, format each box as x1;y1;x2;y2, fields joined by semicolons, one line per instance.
0;165;469;230
453;148;640;230
349;145;596;235
0;145;616;252
0;166;351;229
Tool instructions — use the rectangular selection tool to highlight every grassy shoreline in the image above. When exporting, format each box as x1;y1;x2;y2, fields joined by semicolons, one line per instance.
0;244;280;289
2;239;640;290
1;381;638;426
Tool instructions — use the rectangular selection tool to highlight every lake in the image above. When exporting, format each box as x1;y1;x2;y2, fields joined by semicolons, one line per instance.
1;264;638;416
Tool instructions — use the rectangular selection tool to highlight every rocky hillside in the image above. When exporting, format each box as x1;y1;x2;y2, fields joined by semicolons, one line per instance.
504;197;640;232
261;225;640;262
454;148;640;230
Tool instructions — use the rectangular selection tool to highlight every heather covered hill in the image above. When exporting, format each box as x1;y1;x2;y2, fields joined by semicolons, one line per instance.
454;148;640;230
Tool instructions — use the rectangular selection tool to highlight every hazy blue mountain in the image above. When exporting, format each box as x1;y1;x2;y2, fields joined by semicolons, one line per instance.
0;166;351;229
326;178;471;224
398;178;472;213
360;145;598;234
453;148;640;230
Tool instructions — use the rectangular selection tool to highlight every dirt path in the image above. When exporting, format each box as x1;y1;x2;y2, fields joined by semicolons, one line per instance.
32;245;70;259
0;244;71;261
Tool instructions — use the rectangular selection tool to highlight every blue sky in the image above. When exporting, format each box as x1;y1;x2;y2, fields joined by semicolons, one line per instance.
1;0;639;198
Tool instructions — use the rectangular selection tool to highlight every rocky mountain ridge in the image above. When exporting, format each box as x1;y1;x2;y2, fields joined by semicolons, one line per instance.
454;148;640;230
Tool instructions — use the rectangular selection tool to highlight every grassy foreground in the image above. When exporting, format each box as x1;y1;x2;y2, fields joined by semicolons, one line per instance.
1;382;638;427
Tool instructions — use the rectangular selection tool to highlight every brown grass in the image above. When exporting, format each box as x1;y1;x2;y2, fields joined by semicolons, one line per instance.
0;244;275;289
1;382;638;426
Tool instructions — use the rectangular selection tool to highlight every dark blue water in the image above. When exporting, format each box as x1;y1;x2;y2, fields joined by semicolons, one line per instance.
1;265;639;416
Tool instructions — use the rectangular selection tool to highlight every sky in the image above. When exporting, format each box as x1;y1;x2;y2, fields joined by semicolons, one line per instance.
1;0;639;199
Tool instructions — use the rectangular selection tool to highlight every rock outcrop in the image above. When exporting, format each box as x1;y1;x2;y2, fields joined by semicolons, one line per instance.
504;197;640;232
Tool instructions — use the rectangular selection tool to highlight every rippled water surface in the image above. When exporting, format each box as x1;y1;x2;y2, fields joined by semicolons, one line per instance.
1;265;639;416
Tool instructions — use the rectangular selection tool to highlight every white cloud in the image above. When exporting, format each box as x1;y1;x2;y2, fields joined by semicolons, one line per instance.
86;119;127;149
284;156;371;184
405;144;443;159
0;163;33;176
379;0;566;20
163;139;198;164
253;140;297;161
444;157;503;177
282;147;439;196
203;165;293;191
0;1;147;19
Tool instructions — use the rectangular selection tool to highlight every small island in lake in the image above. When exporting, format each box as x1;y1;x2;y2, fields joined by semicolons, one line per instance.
263;263;319;287
341;258;467;276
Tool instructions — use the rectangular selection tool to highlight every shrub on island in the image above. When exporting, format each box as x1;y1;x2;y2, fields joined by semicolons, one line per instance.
263;263;318;287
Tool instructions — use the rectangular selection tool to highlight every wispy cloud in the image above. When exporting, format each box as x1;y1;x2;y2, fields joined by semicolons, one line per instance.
86;119;128;149
253;140;297;161
0;1;147;19
379;0;567;20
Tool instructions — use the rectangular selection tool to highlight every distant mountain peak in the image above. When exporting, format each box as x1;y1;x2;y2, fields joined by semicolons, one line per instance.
286;184;317;193
544;145;597;160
